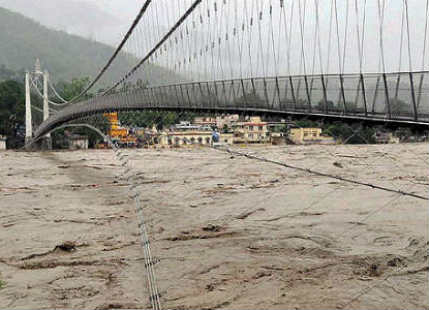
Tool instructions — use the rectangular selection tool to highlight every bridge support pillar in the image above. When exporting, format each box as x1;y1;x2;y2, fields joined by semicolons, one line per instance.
42;71;52;150
25;71;33;150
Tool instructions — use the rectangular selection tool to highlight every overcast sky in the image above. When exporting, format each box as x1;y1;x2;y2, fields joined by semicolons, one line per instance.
84;0;140;22
1;0;428;81
115;0;429;81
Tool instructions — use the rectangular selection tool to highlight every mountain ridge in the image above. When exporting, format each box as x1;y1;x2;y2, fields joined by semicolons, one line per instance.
0;6;138;87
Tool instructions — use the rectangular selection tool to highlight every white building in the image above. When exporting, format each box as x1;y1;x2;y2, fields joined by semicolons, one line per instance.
68;135;89;150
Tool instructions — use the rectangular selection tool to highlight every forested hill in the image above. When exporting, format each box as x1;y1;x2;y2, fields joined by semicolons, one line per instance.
0;6;152;86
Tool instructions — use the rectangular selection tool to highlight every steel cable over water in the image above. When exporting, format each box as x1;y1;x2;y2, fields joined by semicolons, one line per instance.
69;0;154;103
112;143;162;310
105;0;203;95
212;146;428;201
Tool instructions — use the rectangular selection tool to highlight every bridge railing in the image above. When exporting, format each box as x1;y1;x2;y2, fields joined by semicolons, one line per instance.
34;71;429;140
141;71;428;122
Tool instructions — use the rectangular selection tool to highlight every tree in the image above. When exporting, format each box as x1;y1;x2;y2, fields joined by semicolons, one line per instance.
295;120;319;128
0;65;21;82
51;77;109;148
118;110;197;130
316;100;335;111
387;98;412;115
0;80;25;147
323;123;375;144
54;77;92;101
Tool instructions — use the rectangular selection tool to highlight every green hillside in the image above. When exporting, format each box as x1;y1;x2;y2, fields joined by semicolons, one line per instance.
0;6;178;87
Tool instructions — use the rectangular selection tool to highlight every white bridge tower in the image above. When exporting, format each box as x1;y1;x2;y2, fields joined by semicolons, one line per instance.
25;59;52;149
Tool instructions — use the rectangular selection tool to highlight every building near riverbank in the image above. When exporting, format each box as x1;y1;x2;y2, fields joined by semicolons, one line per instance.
289;128;335;145
68;135;89;150
232;116;270;144
374;131;400;144
159;130;213;147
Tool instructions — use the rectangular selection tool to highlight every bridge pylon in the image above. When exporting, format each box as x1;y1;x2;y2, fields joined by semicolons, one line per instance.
41;70;52;150
25;59;52;150
25;70;32;150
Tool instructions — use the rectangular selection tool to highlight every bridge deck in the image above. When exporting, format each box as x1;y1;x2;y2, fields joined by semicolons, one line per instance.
34;72;429;139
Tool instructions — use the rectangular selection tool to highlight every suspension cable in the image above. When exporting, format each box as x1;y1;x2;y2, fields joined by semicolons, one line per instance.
360;0;367;72
69;0;153;103
315;0;324;75
326;0;334;74
105;0;203;95
354;0;363;73
422;0;429;71
48;81;68;104
404;0;413;72
342;0;350;73
298;0;308;76
334;0;343;74
377;0;387;73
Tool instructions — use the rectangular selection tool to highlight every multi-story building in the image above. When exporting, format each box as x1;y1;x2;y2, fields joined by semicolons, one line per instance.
194;115;240;131
215;114;240;130
104;112;128;138
158;121;214;147
193;117;217;127
104;112;137;146
232;116;270;144
288;128;335;145
159;130;213;147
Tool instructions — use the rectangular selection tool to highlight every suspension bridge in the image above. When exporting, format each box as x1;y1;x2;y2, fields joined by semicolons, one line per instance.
25;0;429;145
16;1;429;309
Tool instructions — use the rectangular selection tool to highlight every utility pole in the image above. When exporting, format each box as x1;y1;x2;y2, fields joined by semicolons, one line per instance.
25;71;32;148
43;70;52;149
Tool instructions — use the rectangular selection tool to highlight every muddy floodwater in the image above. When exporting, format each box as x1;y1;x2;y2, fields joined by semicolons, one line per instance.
0;143;428;309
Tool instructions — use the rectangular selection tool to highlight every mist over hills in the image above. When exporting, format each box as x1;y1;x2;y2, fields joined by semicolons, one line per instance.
0;6;181;88
0;6;137;86
0;0;133;45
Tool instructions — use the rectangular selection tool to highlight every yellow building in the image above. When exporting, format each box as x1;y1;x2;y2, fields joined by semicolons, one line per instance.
289;128;335;145
159;131;213;147
232;116;270;144
219;133;234;145
194;115;240;130
193;117;217;127
104;112;128;138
